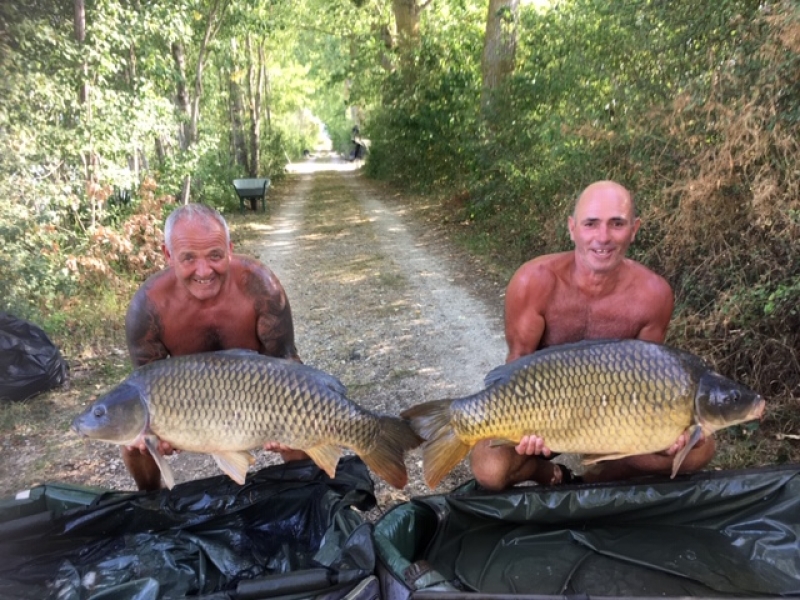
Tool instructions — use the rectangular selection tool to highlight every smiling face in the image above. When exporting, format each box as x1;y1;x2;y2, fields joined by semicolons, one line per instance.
164;215;233;302
567;181;641;275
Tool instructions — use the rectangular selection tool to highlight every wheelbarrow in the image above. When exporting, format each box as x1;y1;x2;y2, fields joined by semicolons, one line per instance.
232;178;270;213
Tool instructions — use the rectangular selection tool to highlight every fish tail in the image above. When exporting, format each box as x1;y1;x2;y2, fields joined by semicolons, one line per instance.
360;415;422;490
402;399;469;489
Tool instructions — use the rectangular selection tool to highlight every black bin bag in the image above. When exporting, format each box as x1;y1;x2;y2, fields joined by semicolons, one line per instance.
375;464;800;600
0;312;68;402
0;456;380;600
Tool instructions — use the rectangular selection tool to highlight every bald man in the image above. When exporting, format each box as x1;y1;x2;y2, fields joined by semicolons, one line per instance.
469;181;715;490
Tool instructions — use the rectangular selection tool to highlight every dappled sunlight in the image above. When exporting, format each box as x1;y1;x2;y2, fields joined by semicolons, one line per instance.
244;223;272;233
285;153;364;174
269;225;301;235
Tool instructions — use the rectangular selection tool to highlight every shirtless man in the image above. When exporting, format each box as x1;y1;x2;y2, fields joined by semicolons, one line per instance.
470;180;715;490
123;203;307;491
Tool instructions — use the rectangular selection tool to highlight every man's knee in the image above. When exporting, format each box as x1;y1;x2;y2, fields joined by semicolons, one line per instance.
470;443;517;491
471;461;508;491
121;446;162;491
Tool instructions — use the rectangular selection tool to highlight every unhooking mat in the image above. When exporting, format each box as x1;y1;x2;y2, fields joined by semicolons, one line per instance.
0;456;378;600
375;464;800;599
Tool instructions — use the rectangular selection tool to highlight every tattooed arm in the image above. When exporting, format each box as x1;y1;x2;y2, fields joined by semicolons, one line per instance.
125;280;170;368
241;257;302;363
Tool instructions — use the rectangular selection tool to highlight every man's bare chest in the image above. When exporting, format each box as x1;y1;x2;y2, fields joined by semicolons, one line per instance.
542;294;642;345
162;306;258;354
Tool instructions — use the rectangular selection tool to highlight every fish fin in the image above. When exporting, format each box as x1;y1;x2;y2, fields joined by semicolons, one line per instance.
360;416;422;489
488;438;517;448
671;425;704;479
212;451;255;485
401;399;452;440
144;434;175;490
581;453;637;465
402;399;469;489
305;445;343;479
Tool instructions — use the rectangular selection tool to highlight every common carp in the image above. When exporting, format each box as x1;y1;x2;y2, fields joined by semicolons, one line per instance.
401;339;765;488
73;350;421;489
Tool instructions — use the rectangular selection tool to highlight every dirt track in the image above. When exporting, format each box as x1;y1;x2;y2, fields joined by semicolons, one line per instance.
247;156;509;506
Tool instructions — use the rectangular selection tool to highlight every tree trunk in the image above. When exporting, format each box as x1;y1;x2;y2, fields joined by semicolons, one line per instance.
188;0;224;147
480;0;519;114
392;0;431;79
371;24;395;72
171;41;190;152
229;39;249;172
170;0;227;204
263;47;271;143
245;35;263;177
171;41;191;204
74;0;88;107
74;0;99;227
155;136;167;168
392;0;421;47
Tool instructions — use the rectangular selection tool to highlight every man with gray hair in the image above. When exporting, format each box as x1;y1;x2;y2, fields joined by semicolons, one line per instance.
123;203;305;491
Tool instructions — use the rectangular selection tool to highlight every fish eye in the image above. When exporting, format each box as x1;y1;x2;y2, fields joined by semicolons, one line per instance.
93;406;106;418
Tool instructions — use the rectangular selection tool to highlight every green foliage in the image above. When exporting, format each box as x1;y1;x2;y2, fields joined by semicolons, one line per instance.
192;155;244;213
0;193;77;320
364;2;486;189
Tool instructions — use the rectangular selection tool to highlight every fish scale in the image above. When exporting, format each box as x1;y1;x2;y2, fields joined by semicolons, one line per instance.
73;350;421;489
402;339;764;488
144;357;356;448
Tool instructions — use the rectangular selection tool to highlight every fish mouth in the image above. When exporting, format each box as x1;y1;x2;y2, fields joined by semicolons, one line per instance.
70;417;85;436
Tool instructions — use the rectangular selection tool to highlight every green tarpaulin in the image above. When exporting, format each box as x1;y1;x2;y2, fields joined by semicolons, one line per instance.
375;465;800;599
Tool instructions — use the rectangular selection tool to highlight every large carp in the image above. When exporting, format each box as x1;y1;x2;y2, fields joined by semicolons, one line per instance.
73;350;421;489
401;339;765;488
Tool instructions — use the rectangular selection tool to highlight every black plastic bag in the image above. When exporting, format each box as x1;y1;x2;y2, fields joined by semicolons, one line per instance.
0;456;378;599
0;312;68;402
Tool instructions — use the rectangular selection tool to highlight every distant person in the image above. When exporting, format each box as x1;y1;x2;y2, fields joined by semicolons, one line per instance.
470;180;715;490
350;125;365;161
122;203;307;491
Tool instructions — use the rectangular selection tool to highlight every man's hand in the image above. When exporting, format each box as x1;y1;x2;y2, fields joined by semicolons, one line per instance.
125;439;177;456
660;429;707;456
515;435;552;457
264;441;310;462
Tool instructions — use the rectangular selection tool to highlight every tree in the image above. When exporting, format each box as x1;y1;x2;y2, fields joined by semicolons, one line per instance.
392;0;432;49
480;0;519;114
229;38;249;172
171;0;230;204
245;34;266;177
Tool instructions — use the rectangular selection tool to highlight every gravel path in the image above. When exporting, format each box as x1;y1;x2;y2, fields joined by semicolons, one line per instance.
248;156;508;506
